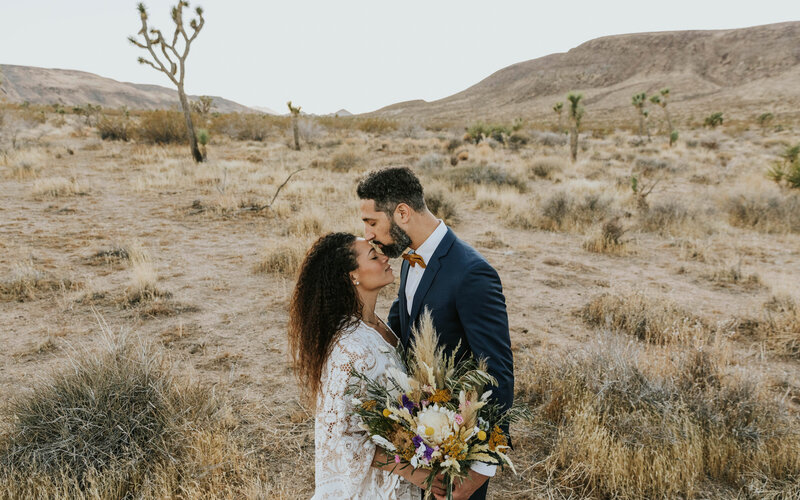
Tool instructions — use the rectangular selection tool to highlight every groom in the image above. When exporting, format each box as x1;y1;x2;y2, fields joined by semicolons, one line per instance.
357;167;514;500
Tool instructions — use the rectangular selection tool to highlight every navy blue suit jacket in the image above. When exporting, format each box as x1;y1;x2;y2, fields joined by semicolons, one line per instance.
387;228;514;421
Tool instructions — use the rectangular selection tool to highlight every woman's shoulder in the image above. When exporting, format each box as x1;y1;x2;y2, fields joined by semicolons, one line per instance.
329;321;374;358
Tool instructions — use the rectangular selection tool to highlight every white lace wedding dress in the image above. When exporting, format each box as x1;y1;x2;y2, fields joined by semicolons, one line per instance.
311;320;420;500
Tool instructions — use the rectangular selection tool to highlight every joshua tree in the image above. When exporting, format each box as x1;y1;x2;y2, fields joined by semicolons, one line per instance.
631;92;647;138
129;1;206;163
649;88;673;134
191;95;214;116
566;92;584;162
553;101;564;132
287;101;301;151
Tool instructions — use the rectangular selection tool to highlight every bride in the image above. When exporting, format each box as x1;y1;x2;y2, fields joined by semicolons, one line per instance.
288;232;432;499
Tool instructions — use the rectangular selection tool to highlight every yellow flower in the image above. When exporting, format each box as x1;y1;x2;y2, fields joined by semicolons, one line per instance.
361;400;377;411
477;430;487;441
425;426;435;436
383;408;392;417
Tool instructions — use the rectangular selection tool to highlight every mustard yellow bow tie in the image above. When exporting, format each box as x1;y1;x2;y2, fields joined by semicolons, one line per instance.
402;253;426;268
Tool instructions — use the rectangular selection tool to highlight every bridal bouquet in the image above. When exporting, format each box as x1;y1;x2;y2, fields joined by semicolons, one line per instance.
348;310;528;500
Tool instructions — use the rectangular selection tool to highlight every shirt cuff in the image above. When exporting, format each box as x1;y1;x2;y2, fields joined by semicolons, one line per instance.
469;462;497;477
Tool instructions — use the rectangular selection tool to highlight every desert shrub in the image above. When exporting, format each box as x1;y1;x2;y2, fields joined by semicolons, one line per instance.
634;156;672;174
416;153;447;171
539;190;614;231
439;165;526;192
0;335;246;497
136;110;186;144
123;246;170;306
297;118;327;144
702;263;762;290
0;262;80;302
725;193;800;233
531;130;568;147
355;117;397;134
211;113;286;141
767;143;800;189
464;122;512;144
507;132;529;150
515;338;800;498
424;187;458;226
638;200;693;235
527;156;564;179
581;291;705;344
704;112;724;128
445;138;463;152
96;114;131;141
1;149;45;180
330;150;362;172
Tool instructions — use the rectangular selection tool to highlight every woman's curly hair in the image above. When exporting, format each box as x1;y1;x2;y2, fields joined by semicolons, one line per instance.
288;232;361;402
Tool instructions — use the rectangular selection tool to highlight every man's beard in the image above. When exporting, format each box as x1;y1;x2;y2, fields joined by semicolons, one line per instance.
375;220;412;258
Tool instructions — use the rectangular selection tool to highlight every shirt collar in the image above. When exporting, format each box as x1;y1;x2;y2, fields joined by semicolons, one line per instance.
412;220;448;264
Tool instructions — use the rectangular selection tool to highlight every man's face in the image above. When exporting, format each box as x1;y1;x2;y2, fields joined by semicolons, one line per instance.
359;199;411;258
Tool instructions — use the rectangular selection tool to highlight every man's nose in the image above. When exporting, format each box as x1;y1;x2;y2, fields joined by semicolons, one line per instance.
364;226;375;240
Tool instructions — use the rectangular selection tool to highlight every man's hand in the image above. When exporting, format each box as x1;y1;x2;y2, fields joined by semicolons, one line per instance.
450;469;489;500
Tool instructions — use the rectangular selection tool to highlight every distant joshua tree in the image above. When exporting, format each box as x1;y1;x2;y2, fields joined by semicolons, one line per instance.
631;92;647;138
649;88;673;135
129;1;206;163
566;92;584;162
553;101;564;132
191;95;214;116
287;101;301;151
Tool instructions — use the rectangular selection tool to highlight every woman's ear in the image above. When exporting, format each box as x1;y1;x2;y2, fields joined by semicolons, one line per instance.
350;272;360;286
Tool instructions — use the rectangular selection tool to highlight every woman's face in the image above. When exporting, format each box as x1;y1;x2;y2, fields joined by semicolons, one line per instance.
351;238;394;291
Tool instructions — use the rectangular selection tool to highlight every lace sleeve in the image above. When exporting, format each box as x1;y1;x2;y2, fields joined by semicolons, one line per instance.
312;335;379;498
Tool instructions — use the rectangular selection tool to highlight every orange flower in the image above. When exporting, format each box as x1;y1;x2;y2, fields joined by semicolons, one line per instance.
429;389;452;404
440;434;468;461
488;425;508;452
361;400;377;411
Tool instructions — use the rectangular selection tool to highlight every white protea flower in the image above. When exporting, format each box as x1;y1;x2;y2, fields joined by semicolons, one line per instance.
416;404;456;446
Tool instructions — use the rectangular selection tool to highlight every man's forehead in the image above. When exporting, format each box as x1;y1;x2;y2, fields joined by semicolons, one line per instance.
359;199;380;215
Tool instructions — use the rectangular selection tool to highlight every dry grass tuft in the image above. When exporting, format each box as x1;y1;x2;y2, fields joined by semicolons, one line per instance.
30;176;84;198
122;245;171;305
2;149;46;180
725;192;800;234
527;156;565;180
581;291;705;344
0;262;81;302
329;149;362;172
583;219;628;255
702;262;762;290
0;331;258;498
255;240;308;277
736;296;800;359
512;337;800;498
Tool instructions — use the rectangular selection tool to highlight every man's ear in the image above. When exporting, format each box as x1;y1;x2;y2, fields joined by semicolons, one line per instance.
395;203;411;224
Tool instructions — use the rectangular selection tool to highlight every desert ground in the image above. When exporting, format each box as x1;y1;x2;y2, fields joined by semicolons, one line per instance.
1;107;799;498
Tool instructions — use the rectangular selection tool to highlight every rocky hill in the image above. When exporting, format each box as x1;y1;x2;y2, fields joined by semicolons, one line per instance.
375;21;800;122
0;64;254;113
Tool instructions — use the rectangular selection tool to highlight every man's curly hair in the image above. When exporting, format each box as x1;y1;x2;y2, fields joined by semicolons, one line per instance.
356;167;426;216
288;232;361;402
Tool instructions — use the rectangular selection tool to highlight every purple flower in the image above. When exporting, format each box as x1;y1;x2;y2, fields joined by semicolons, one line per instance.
423;445;434;461
412;435;423;449
401;394;416;412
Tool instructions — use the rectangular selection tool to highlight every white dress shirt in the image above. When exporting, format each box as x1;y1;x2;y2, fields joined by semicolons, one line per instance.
403;220;497;477
405;220;448;315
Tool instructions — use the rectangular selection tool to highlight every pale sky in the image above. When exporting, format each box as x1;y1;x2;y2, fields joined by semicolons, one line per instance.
1;1;798;114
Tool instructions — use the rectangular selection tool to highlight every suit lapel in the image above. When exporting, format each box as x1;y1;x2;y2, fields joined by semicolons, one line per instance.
409;229;456;326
